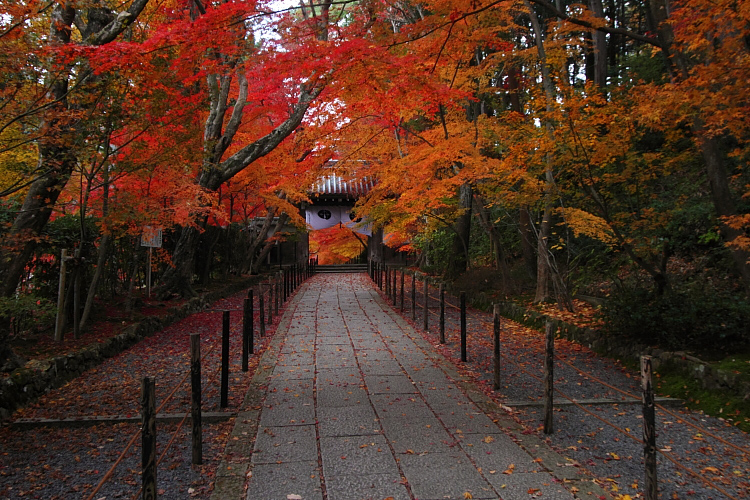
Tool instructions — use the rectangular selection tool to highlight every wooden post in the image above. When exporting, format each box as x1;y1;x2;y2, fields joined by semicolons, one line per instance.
242;295;252;369
146;246;152;298
460;292;467;362
423;279;429;331
439;284;445;344
267;280;273;324
385;266;389;295
190;334;202;465
642;355;658;500
284;268;289;301
141;377;157;500
392;269;397;303
400;270;405;312
73;247;81;339
543;321;554;434
54;249;68;342
411;272;416;321
493;304;501;390
259;289;266;337
275;272;280;315
220;310;230;408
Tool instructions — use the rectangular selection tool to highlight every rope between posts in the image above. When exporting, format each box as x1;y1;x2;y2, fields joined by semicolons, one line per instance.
131;361;226;500
382;270;746;497
84;305;245;500
483;332;741;500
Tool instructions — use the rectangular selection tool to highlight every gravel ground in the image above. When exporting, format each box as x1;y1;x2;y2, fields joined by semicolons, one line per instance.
0;287;282;500
399;276;750;499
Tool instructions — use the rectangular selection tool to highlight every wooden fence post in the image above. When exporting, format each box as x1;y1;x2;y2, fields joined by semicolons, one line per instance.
543;321;554;434
220;310;230;408
400;270;405;312
54;249;68;342
190;334;202;465
141;377;157;500
439;284;445;344
423;279;429;331
392;269;397;303
259;290;266;337
642;355;658;500
411;272;416;321
493;304;501;390
267;280;273;324
460;292;467;362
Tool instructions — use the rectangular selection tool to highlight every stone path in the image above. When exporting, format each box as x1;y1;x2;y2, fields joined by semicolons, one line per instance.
214;274;604;500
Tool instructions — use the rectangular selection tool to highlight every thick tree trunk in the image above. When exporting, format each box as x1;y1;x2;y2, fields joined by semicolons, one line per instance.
697;132;750;289
252;213;290;274
447;182;472;278
474;195;511;291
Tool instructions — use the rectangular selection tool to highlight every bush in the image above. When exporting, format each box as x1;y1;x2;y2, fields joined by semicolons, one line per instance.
601;283;750;351
0;294;56;337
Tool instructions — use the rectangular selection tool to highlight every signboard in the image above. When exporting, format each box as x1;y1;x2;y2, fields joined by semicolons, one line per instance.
140;226;163;248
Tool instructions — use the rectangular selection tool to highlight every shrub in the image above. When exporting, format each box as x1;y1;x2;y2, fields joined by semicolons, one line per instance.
601;283;750;351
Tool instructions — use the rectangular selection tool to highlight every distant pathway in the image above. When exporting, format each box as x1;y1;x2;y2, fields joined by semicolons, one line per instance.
216;274;601;500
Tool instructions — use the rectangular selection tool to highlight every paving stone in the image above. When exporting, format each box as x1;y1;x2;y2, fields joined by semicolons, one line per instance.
246;461;323;500
325;473;410;500
455;432;542;473
370;394;434;420
397;452;496;499
379;418;454;454
260;402;315;427
320;435;399;477
434;405;500;434
252;424;318;464
316;383;369;408
271;364;316;380
364;374;418;394
488;471;577;499
318;405;381;437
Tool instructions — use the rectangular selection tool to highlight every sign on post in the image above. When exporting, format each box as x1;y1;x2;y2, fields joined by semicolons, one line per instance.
140;227;162;298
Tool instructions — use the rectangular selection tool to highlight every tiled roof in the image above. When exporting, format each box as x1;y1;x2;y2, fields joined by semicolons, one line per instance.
312;173;375;199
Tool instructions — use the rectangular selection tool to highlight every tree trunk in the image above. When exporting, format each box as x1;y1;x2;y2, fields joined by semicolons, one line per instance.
589;0;608;88
474;195;511;291
447;182;472;278
252;213;290;274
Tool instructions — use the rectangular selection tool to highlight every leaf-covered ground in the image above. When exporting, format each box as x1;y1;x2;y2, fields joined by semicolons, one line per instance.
0;285;283;500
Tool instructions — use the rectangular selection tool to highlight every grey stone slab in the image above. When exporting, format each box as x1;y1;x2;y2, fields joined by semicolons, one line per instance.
271;364;316;380
276;352;315;366
456;432;542;473
364;374;418;394
252;424;318;463
325;473;410;500
316;367;362;386
319;435;399;477
403;366;448;384
435;406;499;435
379;418;454;454
397;452;496;499
370;394;434;420
318;405;381;437
264;380;315;405
260;402;315;427
316;384;370;408
490;471;577;500
350;337;387;350
358;358;403;376
281;338;316;354
419;386;474;409
317;335;351;345
246;461;323;500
